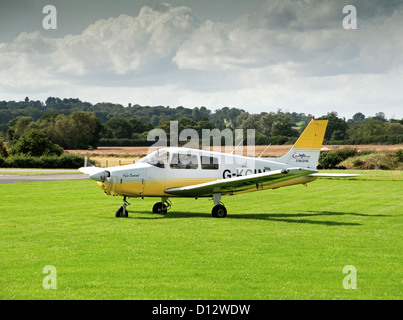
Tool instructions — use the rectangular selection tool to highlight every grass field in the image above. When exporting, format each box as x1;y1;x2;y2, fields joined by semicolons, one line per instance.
0;170;401;300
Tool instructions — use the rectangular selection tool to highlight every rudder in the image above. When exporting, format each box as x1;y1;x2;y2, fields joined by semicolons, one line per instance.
272;120;328;169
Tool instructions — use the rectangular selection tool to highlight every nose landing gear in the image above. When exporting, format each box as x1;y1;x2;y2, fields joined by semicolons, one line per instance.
115;196;131;218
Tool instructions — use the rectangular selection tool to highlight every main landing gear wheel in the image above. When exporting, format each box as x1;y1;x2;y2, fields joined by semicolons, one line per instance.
212;204;227;218
116;196;130;218
152;202;168;214
211;193;227;218
152;198;171;215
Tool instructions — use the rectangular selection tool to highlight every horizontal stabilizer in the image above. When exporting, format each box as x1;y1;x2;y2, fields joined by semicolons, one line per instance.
308;173;361;178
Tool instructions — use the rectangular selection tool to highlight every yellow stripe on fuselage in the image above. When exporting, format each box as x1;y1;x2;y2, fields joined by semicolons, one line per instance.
98;175;317;198
98;177;219;197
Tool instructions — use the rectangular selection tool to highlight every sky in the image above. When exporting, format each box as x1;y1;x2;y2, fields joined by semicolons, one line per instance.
0;0;402;119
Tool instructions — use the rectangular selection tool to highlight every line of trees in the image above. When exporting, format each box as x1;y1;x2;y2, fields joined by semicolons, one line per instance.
1;98;402;152
5;111;102;150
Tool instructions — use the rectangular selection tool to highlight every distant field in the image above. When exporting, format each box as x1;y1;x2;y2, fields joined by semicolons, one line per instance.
66;145;403;167
0;170;401;299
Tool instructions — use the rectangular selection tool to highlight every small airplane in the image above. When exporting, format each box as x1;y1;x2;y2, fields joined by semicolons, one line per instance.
79;119;360;218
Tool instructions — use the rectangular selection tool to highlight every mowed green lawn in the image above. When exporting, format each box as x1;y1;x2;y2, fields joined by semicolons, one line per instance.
0;170;401;299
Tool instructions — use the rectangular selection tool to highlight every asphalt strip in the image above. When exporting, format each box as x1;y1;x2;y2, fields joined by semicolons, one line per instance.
0;173;90;184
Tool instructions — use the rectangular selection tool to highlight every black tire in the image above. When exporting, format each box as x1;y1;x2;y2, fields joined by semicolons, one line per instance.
115;206;123;218
212;204;227;218
121;207;128;218
152;202;167;214
115;206;128;218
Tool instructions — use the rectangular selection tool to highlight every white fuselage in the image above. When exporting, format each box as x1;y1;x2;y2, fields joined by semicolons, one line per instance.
95;147;314;197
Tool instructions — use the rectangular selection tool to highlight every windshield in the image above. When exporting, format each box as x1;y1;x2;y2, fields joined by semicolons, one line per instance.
140;150;169;168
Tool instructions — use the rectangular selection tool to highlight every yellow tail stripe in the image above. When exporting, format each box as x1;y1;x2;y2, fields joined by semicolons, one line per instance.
293;120;328;149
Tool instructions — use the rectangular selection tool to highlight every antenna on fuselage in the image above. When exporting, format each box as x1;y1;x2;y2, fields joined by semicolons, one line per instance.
257;144;271;158
230;139;244;155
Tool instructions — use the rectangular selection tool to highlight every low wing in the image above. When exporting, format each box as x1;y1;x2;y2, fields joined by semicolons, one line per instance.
165;167;316;197
308;173;361;177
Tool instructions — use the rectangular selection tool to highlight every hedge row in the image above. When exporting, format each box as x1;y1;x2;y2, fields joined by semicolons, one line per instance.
340;149;403;170
318;148;403;169
318;148;358;169
0;154;86;169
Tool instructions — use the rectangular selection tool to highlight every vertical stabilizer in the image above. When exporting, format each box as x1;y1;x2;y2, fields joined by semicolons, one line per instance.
271;120;328;169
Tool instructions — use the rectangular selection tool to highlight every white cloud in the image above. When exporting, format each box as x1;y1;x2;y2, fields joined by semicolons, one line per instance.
0;1;402;119
0;5;198;84
174;0;403;76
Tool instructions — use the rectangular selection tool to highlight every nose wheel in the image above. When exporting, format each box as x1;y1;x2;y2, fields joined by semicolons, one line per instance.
116;196;130;218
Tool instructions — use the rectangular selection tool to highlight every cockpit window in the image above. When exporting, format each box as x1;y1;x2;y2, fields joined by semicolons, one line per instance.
170;153;198;169
142;150;169;168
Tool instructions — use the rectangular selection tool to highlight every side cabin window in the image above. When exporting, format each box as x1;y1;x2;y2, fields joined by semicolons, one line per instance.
170;153;198;169
144;151;169;168
200;156;219;170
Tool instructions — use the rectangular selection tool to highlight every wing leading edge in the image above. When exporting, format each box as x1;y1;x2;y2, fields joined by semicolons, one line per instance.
164;167;317;197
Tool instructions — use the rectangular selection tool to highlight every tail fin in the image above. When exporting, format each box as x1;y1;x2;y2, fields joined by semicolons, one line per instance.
272;119;328;169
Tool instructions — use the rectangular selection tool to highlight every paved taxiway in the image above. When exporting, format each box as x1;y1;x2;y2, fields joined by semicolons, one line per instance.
0;169;90;184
